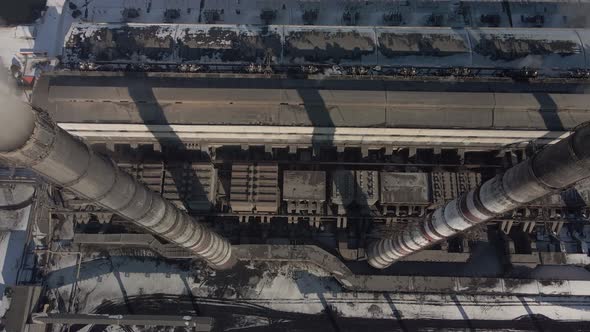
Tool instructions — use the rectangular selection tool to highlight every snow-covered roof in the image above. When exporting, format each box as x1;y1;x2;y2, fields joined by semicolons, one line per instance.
62;22;590;72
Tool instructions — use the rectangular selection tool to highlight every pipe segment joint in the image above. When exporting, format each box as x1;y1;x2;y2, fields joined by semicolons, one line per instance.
368;123;590;269
0;99;235;270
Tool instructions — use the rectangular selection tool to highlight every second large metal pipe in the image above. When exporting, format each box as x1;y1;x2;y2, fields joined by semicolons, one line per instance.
368;124;590;269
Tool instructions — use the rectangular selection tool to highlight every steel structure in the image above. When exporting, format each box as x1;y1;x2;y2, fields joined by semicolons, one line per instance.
368;123;590;269
0;93;235;269
32;313;214;330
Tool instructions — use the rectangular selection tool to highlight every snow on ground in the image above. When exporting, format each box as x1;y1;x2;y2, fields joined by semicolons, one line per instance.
33;0;70;57
0;0;71;72
0;205;31;320
0;184;35;319
44;253;590;327
3;0;588;72
0;206;31;284
47;254;191;312
0;293;10;319
0;27;34;70
78;0;590;28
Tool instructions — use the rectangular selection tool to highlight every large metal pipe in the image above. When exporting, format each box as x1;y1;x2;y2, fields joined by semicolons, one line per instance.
0;95;236;269
367;123;590;269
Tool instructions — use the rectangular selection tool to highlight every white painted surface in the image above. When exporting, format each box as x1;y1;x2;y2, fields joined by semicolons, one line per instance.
58;123;570;147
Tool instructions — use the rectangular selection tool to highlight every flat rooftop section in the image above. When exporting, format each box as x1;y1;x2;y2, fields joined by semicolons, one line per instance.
283;171;326;201
33;72;590;131
381;172;431;205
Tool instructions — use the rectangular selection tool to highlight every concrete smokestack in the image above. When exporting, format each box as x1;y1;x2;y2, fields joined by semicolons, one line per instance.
368;123;590;269
0;93;236;269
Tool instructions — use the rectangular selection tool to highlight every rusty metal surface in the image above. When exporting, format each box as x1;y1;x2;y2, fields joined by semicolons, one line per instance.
357;170;379;206
120;162;216;211
283;170;326;201
230;163;279;213
380;172;430;205
431;171;481;205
